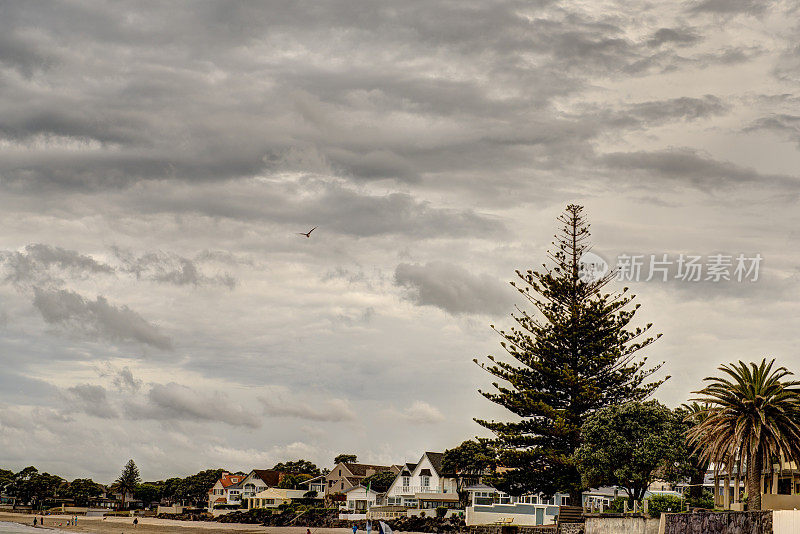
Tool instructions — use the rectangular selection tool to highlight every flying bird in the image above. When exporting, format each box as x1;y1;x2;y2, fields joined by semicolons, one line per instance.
297;226;318;238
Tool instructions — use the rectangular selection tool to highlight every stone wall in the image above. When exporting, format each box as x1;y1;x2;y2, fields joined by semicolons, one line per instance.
662;511;772;534
584;517;658;534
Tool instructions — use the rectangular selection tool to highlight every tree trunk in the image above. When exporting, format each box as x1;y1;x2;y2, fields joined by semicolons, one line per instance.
747;451;762;511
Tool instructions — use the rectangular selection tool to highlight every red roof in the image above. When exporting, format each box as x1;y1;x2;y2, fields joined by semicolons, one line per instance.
220;473;244;488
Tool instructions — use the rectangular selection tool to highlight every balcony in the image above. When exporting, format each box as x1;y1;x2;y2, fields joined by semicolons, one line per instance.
398;486;443;495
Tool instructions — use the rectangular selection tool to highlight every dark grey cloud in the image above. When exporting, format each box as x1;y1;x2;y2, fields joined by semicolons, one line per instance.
112;248;236;289
62;384;116;419
687;0;772;14
258;393;356;422
113;367;142;393
647;28;701;48
745;114;800;146
623;95;727;124
32;287;173;350
126;383;261;427
0;244;113;287
394;261;512;316
599;148;799;192
126;178;505;238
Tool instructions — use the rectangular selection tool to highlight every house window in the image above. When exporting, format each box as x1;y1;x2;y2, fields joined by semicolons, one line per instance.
561;496;570;506
421;476;430;488
402;477;410;487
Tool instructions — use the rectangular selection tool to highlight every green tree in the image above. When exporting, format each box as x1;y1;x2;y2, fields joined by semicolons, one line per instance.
574;401;682;506
63;478;103;506
442;440;497;507
361;471;396;493
0;468;13;488
9;467;65;509
183;469;224;505
334;454;358;465
272;460;320;476
278;473;313;489
687;359;800;511
134;483;162;508
475;204;665;502
115;460;141;509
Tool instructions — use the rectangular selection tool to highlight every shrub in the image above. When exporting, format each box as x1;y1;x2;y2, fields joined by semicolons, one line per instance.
436;506;448;518
646;494;684;518
609;497;627;513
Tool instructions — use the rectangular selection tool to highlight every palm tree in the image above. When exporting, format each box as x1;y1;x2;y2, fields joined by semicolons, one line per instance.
687;359;800;511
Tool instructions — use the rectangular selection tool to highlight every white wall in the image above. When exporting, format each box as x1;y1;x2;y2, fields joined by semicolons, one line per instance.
774;510;800;534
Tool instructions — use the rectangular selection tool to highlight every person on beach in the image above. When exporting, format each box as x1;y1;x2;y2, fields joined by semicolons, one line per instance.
33;518;37;527
353;524;358;534
133;517;138;527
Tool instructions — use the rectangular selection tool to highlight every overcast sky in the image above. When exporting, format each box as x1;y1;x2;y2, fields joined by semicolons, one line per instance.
2;0;800;483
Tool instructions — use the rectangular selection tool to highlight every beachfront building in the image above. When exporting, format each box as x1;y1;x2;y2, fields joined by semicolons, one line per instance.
207;472;245;512
248;487;312;509
381;452;460;512
301;474;327;498
239;469;285;507
342;485;381;512
464;484;564;526
325;462;399;497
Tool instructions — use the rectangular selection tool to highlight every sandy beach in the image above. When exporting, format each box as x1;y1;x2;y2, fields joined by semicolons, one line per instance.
0;513;359;534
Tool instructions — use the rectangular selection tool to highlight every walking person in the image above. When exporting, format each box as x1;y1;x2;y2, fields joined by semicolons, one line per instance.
133;517;138;527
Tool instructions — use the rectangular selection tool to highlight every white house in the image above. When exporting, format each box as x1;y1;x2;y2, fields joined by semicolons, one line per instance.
302;474;327;498
343;485;381;512
382;452;459;511
249;487;311;509
464;483;563;526
207;473;245;512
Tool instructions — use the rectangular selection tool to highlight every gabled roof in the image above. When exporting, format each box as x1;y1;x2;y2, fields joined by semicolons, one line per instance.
219;473;245;488
250;469;284;487
424;452;444;475
344;484;381;495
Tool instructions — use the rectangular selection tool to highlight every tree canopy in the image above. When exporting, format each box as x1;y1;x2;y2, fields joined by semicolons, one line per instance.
334;454;358;465
273;460;320;476
574;400;683;505
475;204;665;501
63;478;103;507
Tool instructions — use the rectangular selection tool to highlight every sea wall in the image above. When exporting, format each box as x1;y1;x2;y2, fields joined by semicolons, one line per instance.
584;517;658;534
662;511;772;534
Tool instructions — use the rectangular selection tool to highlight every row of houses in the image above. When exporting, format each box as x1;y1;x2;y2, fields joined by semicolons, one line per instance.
207;451;689;526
